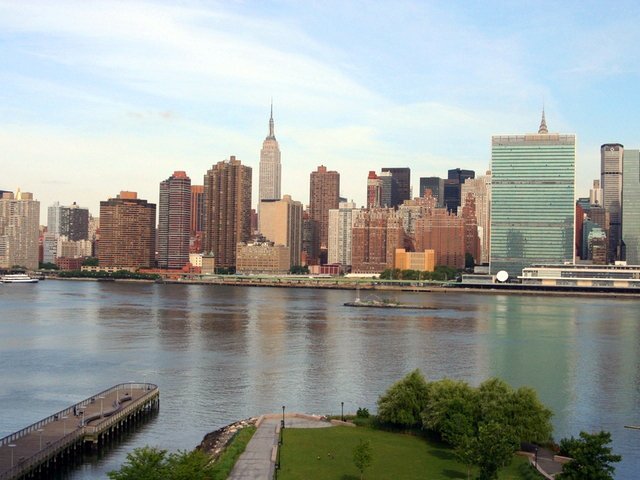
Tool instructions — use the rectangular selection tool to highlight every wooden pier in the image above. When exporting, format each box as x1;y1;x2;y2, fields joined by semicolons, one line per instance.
0;383;159;480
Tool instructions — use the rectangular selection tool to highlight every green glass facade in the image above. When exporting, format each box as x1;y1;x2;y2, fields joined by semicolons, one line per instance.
490;133;575;278
622;149;640;264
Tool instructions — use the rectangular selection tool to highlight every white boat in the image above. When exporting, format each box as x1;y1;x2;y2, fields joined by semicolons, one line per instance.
1;273;39;283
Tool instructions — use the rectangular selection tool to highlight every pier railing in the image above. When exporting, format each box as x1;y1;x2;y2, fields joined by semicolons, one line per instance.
0;383;156;448
0;383;158;480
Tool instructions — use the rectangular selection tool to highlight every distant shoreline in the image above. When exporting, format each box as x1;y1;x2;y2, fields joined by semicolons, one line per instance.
46;275;640;299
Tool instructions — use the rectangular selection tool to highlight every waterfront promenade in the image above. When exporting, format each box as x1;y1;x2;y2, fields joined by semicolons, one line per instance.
0;383;159;480
229;413;340;479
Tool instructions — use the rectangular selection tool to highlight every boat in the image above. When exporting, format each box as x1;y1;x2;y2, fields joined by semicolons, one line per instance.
343;299;435;310
344;286;434;310
1;273;39;283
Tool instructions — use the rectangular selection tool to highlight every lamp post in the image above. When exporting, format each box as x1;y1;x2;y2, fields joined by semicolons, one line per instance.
62;415;68;435
8;444;16;468
341;401;344;422
37;428;44;450
282;405;285;430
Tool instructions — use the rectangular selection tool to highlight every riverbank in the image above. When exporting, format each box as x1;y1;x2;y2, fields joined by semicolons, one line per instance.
45;275;640;299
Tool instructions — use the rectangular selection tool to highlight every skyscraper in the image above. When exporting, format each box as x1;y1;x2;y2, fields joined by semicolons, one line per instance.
203;156;252;269
444;168;475;214
258;104;281;210
419;177;444;207
461;172;491;264
367;171;381;208
490;112;575;278
309;165;340;262
48;201;61;236
379;171;393;208
413;191;466;269
47;202;89;241
328;201;357;266
190;185;205;236
0;190;40;270
601;143;624;260
158;171;191;269
351;208;404;273
381;167;411;208
259;194;303;268
98;192;156;269
622;149;640;264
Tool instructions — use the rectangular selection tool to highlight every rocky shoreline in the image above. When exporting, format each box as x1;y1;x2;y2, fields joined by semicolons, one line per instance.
196;417;258;461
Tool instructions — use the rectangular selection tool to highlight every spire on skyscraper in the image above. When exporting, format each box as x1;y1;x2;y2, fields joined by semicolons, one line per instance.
268;99;275;139
538;107;548;134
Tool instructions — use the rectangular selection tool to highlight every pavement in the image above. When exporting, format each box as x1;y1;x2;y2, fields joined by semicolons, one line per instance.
228;414;334;480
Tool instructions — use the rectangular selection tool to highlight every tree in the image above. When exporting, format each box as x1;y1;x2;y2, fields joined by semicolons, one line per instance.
558;431;621;480
290;265;309;274
108;447;213;480
421;378;478;443
465;253;475;269
39;262;58;270
166;450;213;480
377;369;429;428
353;439;372;480
82;257;99;266
107;446;168;480
477;378;553;445
473;422;519;480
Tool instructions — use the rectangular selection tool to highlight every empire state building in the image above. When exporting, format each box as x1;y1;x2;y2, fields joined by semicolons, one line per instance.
258;104;282;204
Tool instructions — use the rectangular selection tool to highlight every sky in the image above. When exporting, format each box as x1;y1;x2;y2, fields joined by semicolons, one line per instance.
2;0;640;219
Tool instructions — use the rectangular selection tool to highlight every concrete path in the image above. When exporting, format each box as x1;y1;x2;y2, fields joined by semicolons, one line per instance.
228;414;334;480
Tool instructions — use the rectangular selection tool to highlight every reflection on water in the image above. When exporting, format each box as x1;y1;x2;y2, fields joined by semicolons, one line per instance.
0;282;638;479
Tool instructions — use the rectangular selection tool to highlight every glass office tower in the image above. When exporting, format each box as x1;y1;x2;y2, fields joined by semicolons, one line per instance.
490;113;576;278
622;149;640;264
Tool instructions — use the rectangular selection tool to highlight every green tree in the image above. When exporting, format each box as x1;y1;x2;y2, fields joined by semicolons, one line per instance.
477;378;553;444
377;369;429;428
289;265;309;274
453;432;477;480
379;269;392;279
558;431;621;480
107;446;168;480
166;449;213;480
82;257;99;266
108;447;214;480
352;439;372;480
39;262;58;270
465;253;475;269
422;378;478;444
473;422;519;480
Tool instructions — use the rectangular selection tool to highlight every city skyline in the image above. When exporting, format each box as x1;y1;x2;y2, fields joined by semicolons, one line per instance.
3;1;640;218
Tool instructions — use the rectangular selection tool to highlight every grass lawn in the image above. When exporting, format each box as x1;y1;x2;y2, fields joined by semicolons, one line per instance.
209;425;256;479
279;426;537;480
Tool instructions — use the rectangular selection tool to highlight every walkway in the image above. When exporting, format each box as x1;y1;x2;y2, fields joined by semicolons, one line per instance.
0;383;158;480
228;414;335;480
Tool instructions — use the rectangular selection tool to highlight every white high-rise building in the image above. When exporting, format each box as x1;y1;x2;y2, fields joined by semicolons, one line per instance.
461;171;492;264
0;190;40;270
48;201;61;235
328;201;357;266
258;103;282;230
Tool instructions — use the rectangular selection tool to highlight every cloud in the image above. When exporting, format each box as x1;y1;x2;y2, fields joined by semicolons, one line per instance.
1;0;618;215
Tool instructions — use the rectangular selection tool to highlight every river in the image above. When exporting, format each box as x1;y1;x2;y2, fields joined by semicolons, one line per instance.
0;280;638;478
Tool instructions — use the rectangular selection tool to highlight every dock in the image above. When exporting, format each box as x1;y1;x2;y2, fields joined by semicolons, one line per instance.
0;383;159;480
